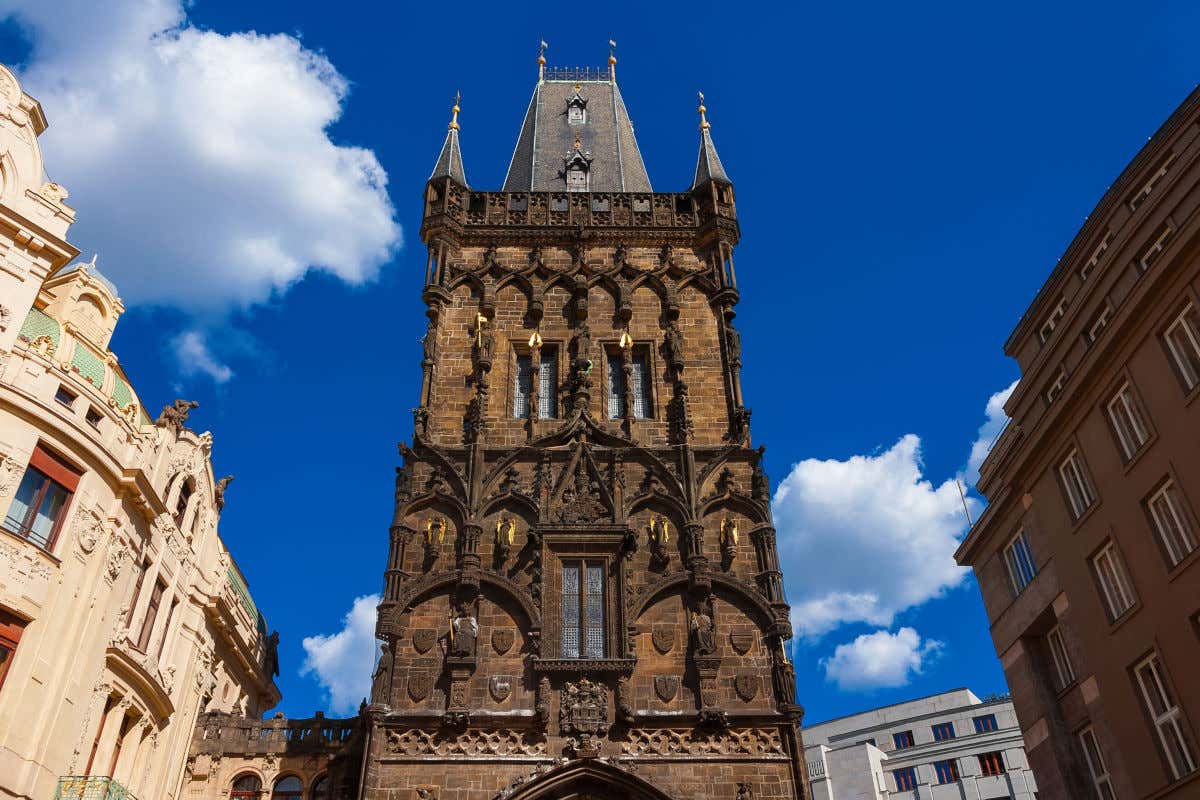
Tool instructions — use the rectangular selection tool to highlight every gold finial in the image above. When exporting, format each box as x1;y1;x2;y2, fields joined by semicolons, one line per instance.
698;91;709;130
574;132;582;151
538;40;548;81
608;39;617;81
449;91;461;131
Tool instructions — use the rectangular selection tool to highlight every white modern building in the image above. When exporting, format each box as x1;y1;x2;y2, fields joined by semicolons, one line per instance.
803;688;1037;800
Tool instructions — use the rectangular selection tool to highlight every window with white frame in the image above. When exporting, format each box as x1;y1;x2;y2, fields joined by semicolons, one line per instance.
1138;223;1175;272
1059;450;1096;519
1146;480;1198;567
1047;625;1075;690
1003;530;1037;594
1079;726;1117;800
1134;652;1198;780
1081;231;1113;281
1092;541;1136;621
1046;367;1067;405
1164;304;1200;391
1128;151;1176;211
1107;382;1150;460
1086;302;1113;345
1040;298;1068;343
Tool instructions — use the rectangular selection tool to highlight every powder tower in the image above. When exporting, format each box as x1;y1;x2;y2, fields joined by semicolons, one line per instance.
362;47;809;800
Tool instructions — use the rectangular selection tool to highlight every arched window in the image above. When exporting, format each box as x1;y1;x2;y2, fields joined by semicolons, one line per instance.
311;776;330;800
230;774;262;800
272;776;303;800
174;477;194;527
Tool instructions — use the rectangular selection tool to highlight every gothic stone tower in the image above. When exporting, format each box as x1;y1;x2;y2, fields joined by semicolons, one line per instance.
362;50;808;800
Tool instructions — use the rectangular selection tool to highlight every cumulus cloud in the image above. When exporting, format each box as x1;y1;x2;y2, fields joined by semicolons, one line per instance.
821;627;944;691
171;330;233;384
962;379;1018;489
300;593;380;715
2;0;400;313
773;434;976;638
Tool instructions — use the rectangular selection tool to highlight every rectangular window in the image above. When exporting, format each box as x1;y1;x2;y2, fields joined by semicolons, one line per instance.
135;579;166;652
1135;652;1198;780
1081;231;1113;280
892;767;917;791
54;385;77;408
1046;367;1067;404
1147;480;1198;567
893;730;914;750
1040;298;1068;343
566;168;587;192
0;610;26;694
1059;450;1096;519
973;714;998;733
538;346;558;419
1;445;80;550
1164;304;1200;391
931;722;955;741
1138;223;1175;271
514;353;533;419
977;751;1006;776
607;347;652;420
1003;530;1037;594
1107;383;1150;460
1047;625;1076;689
560;561;605;659
85;407;103;429
933;759;960;784
1080;726;1117;800
156;597;178;660
1093;542;1136;620
1086;302;1113;345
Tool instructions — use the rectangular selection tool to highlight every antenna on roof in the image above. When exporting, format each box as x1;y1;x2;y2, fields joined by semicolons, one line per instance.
956;480;975;529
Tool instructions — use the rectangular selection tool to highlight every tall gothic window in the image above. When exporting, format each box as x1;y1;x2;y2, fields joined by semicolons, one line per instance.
514;347;558;419
561;561;605;659
607;347;651;420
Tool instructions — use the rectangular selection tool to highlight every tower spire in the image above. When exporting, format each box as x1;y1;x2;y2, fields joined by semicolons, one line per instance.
691;90;730;189
538;40;548;83
608;39;617;83
429;91;468;187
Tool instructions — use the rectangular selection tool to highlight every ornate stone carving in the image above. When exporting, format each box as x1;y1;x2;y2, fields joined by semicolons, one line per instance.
488;675;513;703
492;628;514;655
384;727;546;757
552;459;607;524
729;631;754;655
734;673;759;702
214;475;234;510
407;672;434;702
535;676;551;727
690;602;717;657
559;678;609;737
0;303;10;333
72;504;105;555
156;399;198;434
737;782;754;800
651;624;675;655
620;727;786;758
104;540;128;582
412;629;436;654
448;604;478;658
654;675;679;703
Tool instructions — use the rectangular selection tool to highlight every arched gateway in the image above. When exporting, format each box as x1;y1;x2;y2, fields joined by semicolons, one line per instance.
360;46;809;800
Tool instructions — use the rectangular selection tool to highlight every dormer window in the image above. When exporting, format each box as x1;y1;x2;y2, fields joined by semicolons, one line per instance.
568;105;586;124
566;166;588;192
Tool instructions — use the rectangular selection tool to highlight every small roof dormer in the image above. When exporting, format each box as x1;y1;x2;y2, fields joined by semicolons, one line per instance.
40;254;124;351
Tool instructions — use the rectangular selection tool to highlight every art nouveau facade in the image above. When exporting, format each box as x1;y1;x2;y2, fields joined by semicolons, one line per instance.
0;65;278;800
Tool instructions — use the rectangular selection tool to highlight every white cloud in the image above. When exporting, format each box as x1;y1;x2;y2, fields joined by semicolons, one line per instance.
2;0;400;313
962;379;1018;488
773;434;976;638
300;593;380;715
821;627;944;691
171;329;233;384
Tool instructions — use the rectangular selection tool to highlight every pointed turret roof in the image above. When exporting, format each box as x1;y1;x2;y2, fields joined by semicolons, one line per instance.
430;93;468;187
503;51;651;192
691;92;730;189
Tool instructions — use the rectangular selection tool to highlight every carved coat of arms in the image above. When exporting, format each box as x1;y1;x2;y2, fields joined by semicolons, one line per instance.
412;629;436;654
654;675;679;703
729;631;754;655
407;672;433;702
492;628;515;655
489;675;513;703
559;678;610;736
651;624;675;655
735;673;759;702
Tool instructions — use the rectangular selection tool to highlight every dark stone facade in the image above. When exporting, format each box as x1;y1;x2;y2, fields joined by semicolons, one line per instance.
359;66;808;800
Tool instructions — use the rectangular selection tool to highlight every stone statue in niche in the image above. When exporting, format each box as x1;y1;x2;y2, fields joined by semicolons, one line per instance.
370;641;392;705
663;319;685;373
771;643;796;706
690;601;717;657
448;603;478;658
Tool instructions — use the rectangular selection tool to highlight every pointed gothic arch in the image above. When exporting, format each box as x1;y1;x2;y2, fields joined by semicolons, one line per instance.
504;759;675;800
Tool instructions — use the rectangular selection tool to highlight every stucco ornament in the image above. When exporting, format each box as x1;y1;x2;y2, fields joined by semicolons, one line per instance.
0;446;29;498
72;504;106;554
104;540;128;582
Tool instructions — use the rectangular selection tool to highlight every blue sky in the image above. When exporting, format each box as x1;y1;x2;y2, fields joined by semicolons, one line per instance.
4;0;1200;724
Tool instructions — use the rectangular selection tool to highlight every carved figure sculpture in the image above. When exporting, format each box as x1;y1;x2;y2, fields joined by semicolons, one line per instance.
448;604;478;658
156;399;198;434
690;605;717;656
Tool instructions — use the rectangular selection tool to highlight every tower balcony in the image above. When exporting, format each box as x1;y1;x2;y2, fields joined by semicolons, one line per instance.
54;776;137;800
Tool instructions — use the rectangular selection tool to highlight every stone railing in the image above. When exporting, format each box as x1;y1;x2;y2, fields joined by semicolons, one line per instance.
426;188;712;230
192;711;361;757
55;777;137;800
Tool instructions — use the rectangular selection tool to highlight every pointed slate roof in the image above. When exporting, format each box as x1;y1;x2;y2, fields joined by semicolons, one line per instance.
503;75;652;192
692;126;730;188
430;126;468;187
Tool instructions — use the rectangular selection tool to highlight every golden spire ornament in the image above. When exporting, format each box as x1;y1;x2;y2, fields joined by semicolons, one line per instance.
698;91;710;131
449;91;461;131
538;40;548;81
608;39;617;81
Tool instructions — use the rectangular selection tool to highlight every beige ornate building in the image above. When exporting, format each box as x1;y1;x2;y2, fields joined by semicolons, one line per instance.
0;64;279;800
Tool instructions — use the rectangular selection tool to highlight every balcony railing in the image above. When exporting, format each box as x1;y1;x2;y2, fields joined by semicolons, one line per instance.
55;777;137;800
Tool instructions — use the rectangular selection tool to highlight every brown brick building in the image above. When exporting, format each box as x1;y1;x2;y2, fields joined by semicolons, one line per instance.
358;50;808;800
956;85;1200;798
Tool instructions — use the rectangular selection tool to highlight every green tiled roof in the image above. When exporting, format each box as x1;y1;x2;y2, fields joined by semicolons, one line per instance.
227;566;258;619
111;376;135;409
71;343;106;389
17;308;60;346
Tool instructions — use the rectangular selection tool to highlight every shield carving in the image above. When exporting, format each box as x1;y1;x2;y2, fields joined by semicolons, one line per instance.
489;675;513;703
412;629;436;654
735;673;759;702
407;672;433;702
652;624;675;655
654;675;679;703
492;628;515;655
729;631;754;655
